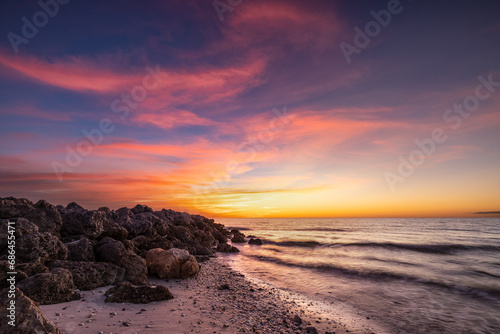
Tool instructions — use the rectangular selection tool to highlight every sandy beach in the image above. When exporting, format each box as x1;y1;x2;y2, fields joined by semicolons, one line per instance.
40;257;383;334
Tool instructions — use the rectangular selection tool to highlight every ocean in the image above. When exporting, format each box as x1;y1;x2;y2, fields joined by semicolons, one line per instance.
216;218;500;334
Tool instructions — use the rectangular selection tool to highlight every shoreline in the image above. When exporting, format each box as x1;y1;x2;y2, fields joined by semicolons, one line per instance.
40;256;383;333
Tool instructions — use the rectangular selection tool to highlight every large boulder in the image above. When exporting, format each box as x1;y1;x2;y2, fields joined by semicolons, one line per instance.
121;251;148;285
60;203;105;239
0;197;62;235
95;238;147;285
48;260;125;290
17;232;67;264
64;235;95;261
94;237;126;263
146;248;200;279
0;287;63;334
104;282;173;304
17;268;81;305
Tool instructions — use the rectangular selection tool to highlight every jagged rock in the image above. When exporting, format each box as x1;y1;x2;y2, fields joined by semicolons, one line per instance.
172;212;192;226
211;228;229;244
121;251;148;285
17;232;67;264
146;248;200;279
48;260;125;290
101;217;128;241
94;237;126;263
0;261;46;290
171;225;196;244
0;218;39;251
194;229;216;248
0;197;62;235
131;204;153;214
104;282;173;304
148;237;173;251
60;203;105;239
217;242;239;253
94;238;147;285
231;229;246;243
17;268;81;305
64;235;95;261
248;238;263;245
117;213;155;238
0;287;63;333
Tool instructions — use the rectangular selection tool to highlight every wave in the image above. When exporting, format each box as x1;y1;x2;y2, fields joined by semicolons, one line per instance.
226;226;252;231
262;239;500;254
264;240;323;248
294;228;348;232
243;254;500;300
343;242;500;254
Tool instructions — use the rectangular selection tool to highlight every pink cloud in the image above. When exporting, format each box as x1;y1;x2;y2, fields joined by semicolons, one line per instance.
0;52;140;93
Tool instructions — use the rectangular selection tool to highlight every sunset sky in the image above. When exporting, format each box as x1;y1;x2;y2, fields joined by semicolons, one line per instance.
0;0;499;217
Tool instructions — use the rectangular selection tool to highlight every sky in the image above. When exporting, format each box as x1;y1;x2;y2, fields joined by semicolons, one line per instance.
0;0;499;218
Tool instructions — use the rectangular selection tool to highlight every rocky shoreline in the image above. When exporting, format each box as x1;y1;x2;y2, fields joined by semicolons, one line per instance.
0;197;374;333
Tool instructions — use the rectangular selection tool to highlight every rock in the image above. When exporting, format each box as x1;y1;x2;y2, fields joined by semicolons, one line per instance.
231;229;246;243
104;282;173;304
0;261;36;289
64;235;95;261
101;218;128;241
47;260;125;290
131;204;153;214
248;238;263;245
121;251;148;285
0;287;63;333
193;229;216;248
94;237;126;263
293;315;302;324
146;248;200;279
117;213;156;238
171;225;195;244
305;326;319;334
218;284;231;290
0;197;62;235
95;238;147;285
60;204;105;239
217;242;239;253
148;237;173;251
0;218;39;251
17;268;81;305
17;232;67;264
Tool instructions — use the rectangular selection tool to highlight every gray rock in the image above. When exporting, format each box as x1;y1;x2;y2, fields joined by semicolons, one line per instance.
17;268;81;305
60;204;105;239
0;217;39;251
104;282;173;304
48;260;125;290
17;232;67;264
0;197;62;235
65;235;95;261
0;287;63;333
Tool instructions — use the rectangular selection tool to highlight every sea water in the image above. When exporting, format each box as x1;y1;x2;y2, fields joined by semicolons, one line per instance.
217;218;500;334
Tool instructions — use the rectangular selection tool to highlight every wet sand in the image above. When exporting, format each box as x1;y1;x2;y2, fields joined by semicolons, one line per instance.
41;257;384;333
